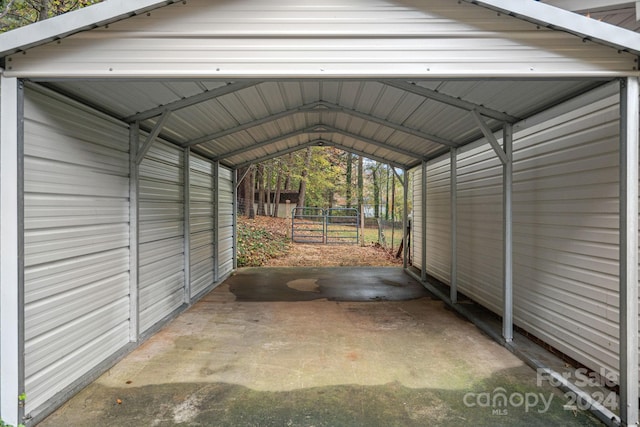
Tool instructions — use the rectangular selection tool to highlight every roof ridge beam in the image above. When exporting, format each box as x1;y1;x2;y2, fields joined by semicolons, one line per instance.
234;138;407;170
319;125;425;160
212;127;315;161
183;100;455;149
381;80;519;123
124;81;262;122
213;124;424;163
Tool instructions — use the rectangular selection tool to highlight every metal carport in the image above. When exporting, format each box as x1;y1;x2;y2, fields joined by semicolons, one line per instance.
0;0;639;425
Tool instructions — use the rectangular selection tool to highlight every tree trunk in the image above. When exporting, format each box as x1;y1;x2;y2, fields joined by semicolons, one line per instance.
373;164;380;218
266;162;272;216
273;161;283;218
297;147;313;209
284;153;293;190
385;165;390;220
248;168;256;218
391;169;396;247
38;0;48;21
257;163;265;216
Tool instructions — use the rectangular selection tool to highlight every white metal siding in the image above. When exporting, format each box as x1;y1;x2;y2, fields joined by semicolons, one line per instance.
23;87;130;413
426;155;451;284
5;0;636;78
409;82;633;389
138;140;185;333
511;85;621;377
411;166;422;271
456;141;504;316
189;153;215;298
218;167;234;277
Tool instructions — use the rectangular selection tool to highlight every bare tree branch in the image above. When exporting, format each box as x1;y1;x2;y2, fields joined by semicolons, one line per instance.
0;0;17;20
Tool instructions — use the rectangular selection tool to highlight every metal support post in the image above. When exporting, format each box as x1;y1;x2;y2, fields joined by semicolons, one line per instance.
619;76;639;427
183;148;191;303
129;122;139;341
450;148;458;304
213;161;219;282
421;161;427;282
1;76;25;426
232;167;238;270
403;169;409;268
502;124;513;343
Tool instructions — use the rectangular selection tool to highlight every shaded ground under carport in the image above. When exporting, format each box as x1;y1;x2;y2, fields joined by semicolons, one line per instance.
41;267;601;426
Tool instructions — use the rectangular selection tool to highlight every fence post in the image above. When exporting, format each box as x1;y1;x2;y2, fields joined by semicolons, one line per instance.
360;208;365;246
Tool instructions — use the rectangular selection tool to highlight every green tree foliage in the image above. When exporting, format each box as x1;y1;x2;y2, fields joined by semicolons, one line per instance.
293;147;342;208
243;146;410;219
0;0;102;32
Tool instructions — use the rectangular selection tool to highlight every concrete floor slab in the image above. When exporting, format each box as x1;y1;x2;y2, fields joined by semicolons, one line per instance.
41;267;602;426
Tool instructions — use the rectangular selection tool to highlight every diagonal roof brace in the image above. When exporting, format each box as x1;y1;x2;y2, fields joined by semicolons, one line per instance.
381;80;520;123
136;110;171;165
392;166;405;187
236;164;255;188
470;110;508;165
124;81;262;122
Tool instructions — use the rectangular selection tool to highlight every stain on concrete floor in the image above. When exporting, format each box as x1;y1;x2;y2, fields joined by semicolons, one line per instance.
228;267;432;302
40;268;602;426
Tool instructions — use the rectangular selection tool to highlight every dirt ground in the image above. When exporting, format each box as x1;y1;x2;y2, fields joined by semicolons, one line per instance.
264;243;402;267
241;215;403;267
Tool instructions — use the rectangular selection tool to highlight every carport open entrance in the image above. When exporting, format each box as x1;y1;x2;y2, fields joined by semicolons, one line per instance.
2;1;640;425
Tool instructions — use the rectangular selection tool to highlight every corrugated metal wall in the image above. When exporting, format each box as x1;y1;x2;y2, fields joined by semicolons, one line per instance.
23;87;131;412
511;85;620;377
138;139;185;334
218;167;234;278
21;88;235;418
415;83;624;380
456;141;504;316
189;153;215;298
426;156;451;284
411;166;423;271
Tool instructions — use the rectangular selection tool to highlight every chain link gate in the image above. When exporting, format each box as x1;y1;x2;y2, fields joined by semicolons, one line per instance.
291;207;359;244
